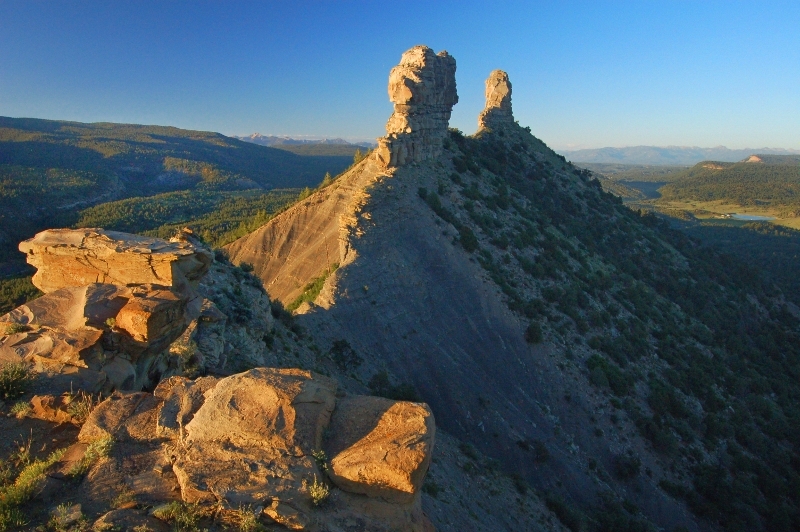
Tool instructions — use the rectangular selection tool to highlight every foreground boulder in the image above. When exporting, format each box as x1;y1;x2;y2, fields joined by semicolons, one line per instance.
326;395;435;503
78;368;436;531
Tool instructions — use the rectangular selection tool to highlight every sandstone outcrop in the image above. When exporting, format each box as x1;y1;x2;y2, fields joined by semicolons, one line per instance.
0;229;230;393
477;69;514;130
19;228;211;295
0;283;188;392
375;45;458;167
77;368;436;531
326;395;435;503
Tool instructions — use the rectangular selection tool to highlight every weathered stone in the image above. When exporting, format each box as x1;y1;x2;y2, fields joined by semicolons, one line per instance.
37;364;108;395
478;69;514;130
30;395;74;424
93;509;170;532
0;326;104;368
19;228;211;294
102;356;137;390
154;375;218;440
183;367;337;453
0;284;129;331
0;280;191;393
115;287;186;348
48;442;88;479
376;45;458;167
78;391;150;443
172;368;337;505
264;499;308;530
326;395;435;503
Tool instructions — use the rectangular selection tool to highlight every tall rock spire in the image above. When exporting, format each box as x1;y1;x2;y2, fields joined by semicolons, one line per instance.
375;45;458;168
478;69;514;130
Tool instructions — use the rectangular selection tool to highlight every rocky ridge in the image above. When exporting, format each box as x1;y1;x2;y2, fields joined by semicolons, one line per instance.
0;228;440;530
225;45;707;532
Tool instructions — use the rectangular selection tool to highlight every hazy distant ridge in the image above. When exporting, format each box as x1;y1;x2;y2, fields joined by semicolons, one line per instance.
236;133;373;147
562;145;800;165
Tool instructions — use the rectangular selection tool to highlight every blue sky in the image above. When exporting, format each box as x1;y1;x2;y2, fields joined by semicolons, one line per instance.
1;1;798;150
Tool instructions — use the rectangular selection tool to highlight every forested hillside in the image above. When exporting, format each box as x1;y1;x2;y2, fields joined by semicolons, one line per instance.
429;128;800;531
659;157;800;209
0;117;355;310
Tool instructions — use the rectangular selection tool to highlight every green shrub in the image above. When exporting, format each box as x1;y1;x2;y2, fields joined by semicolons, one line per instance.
368;371;421;402
613;452;641;480
545;495;585;532
306;475;330;506
152;501;203;531
525;322;543;344
458;226;479;252
0;448;65;531
510;473;528;494
422;479;442;498
3;323;28;335
328;339;362;370
0;363;34;400
586;355;631;396
286;263;338;312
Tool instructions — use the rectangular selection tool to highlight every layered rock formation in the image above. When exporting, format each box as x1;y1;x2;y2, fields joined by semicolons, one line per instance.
0;229;249;392
477;69;514;130
20;228;211;296
79;368;435;531
375;45;458;167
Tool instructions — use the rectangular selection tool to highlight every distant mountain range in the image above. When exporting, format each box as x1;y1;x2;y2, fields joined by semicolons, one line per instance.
235;133;374;148
561;145;800;165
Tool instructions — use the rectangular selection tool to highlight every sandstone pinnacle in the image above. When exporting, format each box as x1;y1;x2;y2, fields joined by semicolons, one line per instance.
375;45;458;167
478;69;514;130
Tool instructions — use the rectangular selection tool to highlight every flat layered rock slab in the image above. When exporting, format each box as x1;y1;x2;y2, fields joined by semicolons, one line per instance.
19;228;211;293
326;395;435;503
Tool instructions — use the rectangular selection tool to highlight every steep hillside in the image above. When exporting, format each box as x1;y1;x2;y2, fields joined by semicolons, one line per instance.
228;47;800;532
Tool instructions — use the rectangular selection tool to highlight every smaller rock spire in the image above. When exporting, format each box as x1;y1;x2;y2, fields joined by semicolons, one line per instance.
478;70;514;130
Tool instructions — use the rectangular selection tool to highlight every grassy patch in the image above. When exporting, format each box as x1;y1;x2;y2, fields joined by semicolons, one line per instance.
0;363;34;400
0;448;66;531
286;263;339;312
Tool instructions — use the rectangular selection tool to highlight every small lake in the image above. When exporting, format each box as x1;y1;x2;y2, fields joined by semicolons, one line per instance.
731;214;775;221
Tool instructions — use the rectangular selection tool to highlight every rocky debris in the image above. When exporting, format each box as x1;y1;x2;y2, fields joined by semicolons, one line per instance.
375;45;458;167
75;368;435;531
192;255;274;371
326;395;435;503
19;228;211;295
477;69;514;130
29;394;80;424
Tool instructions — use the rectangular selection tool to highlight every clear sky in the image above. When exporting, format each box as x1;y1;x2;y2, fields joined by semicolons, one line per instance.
1;1;798;150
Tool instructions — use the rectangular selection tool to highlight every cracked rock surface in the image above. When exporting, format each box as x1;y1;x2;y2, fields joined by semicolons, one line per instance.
79;368;436;531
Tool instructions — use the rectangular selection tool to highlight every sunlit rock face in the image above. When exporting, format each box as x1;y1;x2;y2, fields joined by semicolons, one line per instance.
478;69;514;130
375;45;458;167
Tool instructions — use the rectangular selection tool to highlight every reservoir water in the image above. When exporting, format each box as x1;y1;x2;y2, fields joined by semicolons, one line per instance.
731;214;775;221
